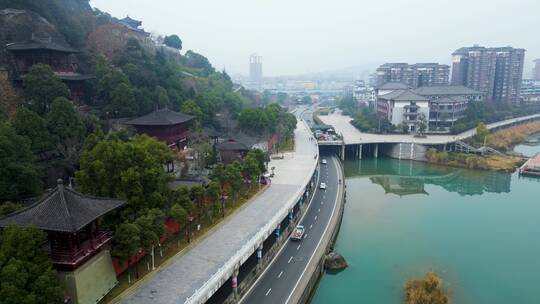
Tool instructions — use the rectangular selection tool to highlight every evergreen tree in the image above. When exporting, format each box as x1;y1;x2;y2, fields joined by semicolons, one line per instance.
0;123;41;201
23;64;70;115
0;225;63;304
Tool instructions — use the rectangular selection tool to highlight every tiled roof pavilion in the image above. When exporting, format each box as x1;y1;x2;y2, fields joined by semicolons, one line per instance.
0;180;126;233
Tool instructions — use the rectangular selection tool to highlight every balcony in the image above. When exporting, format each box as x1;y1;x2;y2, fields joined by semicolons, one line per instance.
48;231;113;271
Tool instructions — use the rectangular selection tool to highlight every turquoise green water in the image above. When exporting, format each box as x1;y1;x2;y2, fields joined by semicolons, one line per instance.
311;142;540;304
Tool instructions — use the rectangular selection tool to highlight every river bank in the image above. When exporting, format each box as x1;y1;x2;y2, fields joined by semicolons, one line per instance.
424;150;523;172
423;122;540;172
487;121;540;151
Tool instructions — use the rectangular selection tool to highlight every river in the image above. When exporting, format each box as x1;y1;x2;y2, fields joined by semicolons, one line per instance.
311;139;540;304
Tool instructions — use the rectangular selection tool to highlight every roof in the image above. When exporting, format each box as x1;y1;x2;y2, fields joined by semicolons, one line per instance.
0;180;125;233
413;85;482;96
435;96;469;104
216;139;250;151
379;89;429;102
377;82;410;90
6;40;79;53
126;108;194;126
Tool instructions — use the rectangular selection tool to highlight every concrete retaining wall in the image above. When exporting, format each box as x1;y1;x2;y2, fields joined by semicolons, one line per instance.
382;142;428;161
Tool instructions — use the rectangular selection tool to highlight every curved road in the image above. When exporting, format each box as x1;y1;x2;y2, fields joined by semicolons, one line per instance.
240;155;342;304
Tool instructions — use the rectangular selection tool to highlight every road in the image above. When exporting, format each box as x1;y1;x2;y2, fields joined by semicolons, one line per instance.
119;107;318;304
240;155;342;304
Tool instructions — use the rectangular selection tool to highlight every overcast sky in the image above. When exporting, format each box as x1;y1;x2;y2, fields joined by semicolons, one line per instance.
90;0;539;77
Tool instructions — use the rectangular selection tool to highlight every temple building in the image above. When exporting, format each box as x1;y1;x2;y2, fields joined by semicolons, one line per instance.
87;16;154;59
5;35;94;104
0;179;126;304
125;108;194;148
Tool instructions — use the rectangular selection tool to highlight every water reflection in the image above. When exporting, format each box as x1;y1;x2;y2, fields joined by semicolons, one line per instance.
345;158;511;196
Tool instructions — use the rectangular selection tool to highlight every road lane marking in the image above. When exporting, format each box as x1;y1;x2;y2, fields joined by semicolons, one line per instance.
314;216;317;220
309;224;313;229
285;157;342;304
265;288;272;296
278;271;283;278
297;244;301;250
318;208;320;212
288;256;293;263
304;233;308;238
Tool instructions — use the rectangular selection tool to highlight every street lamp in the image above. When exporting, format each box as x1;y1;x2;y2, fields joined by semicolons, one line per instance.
220;193;228;218
187;215;194;243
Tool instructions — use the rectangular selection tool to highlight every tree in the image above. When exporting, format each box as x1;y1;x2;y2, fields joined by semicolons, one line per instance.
163;35;182;50
238;108;269;135
46;97;86;174
0;123;42;201
474;122;490;145
226;162;244;202
134;209;164;271
170;204;187;245
416;113;427;134
0;225;63;304
13;107;53;155
181;100;203;125
110;82;137;117
112;222;140;284
205;182;221;220
0;202;22;217
190;185;205;223
76;135;173;219
23;64;70;115
338;95;357;115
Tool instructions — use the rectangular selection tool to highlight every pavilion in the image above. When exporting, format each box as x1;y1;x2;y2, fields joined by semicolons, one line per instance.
6;35;94;103
0;179;126;304
125;108;194;148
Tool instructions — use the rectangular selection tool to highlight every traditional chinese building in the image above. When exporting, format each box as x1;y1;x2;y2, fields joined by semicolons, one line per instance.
0;179;126;304
87;16;154;59
5;35;94;103
125;108;194;148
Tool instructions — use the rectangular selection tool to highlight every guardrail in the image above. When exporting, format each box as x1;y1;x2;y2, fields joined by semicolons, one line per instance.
184;111;319;304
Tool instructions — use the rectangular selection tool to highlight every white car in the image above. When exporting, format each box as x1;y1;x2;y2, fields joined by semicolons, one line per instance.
320;182;327;190
321;159;327;165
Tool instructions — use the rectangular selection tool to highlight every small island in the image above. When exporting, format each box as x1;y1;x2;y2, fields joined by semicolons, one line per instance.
405;272;449;304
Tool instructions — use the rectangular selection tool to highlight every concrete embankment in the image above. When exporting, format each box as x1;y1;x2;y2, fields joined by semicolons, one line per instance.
288;158;346;304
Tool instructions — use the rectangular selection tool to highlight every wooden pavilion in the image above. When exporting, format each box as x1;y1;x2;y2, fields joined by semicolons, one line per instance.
0;179;126;304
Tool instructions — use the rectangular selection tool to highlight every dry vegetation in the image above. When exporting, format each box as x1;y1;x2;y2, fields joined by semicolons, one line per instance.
488;121;540;151
425;150;522;172
405;272;449;304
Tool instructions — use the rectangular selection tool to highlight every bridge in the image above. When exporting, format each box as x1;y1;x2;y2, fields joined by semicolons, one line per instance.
317;110;540;160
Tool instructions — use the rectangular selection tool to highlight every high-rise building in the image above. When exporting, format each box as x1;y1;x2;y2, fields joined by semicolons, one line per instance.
532;59;540;81
376;63;449;88
249;54;263;89
451;46;525;105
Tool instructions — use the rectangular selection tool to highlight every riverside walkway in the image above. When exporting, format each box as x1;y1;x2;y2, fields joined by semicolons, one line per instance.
119;108;318;304
319;110;540;145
